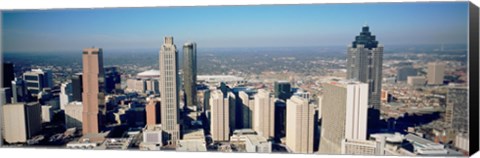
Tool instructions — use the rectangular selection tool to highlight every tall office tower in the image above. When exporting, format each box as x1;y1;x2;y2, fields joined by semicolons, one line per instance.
274;99;286;139
60;81;73;110
2;102;42;144
274;81;292;101
286;95;314;153
2;62;14;88
23;69;53;97
239;91;255;128
427;62;446;85
146;98;161;126
346;25;383;110
183;42;197;111
396;66;418;81
319;80;369;154
11;78;27;103
209;89;236;141
82;48;106;135
253;89;275;139
104;67;121;93
159;36;181;145
445;87;468;133
71;73;83;102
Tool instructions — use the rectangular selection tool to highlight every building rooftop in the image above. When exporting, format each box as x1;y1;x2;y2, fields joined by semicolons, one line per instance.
232;129;257;135
137;70;160;78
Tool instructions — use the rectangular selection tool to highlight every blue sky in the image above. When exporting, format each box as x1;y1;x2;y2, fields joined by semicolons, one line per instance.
2;2;469;52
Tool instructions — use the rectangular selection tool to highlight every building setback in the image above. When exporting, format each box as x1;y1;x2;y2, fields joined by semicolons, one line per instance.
346;25;383;110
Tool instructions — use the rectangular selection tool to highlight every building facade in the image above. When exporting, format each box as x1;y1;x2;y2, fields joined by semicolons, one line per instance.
286;95;314;154
253;89;275;139
319;79;369;154
2;102;42;143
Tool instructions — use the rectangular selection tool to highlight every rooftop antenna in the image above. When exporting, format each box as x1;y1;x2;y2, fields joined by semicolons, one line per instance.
364;21;368;27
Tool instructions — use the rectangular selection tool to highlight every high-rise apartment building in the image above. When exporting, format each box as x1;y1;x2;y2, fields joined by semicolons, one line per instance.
253;89;275;139
427;62;446;85
82;47;106;135
159;36;181;145
346;25;383;110
286;95;314;154
183;42;197;111
319;79;369;154
239;91;255;129
209;89;235;141
2;102;42;143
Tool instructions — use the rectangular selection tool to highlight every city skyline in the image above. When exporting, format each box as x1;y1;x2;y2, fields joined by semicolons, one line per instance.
2;2;468;52
0;1;475;156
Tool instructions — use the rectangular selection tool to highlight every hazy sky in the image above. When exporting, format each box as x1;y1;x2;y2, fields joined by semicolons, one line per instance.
2;2;468;52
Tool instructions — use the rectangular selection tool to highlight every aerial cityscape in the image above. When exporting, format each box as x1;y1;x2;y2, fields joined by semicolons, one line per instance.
0;2;472;157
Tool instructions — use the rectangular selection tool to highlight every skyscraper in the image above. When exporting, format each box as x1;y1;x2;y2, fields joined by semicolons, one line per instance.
274;81;292;101
253;89;275;139
445;87;468;133
60;81;73;110
346;25;383;110
82;47;106;135
286;95;314;154
210;89;235;141
159;36;180;145
71;73;83;102
104;67;121;94
183;42;197;112
319;79;369;154
23;69;53;97
427;62;446;85
239;91;255;128
2;62;14;88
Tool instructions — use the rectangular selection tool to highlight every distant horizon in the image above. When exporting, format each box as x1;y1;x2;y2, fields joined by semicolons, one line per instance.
1;43;469;54
2;2;468;52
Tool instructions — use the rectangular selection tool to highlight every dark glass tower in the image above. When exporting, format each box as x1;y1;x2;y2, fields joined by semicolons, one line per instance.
274;81;292;101
2;62;14;88
183;42;197;111
71;73;83;101
104;67;121;94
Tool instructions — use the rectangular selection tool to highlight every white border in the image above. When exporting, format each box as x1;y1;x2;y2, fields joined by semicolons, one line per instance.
0;0;472;10
0;0;478;158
